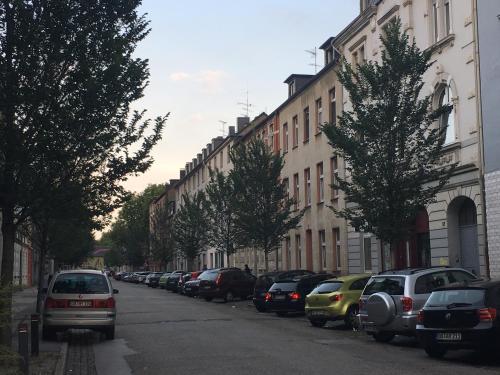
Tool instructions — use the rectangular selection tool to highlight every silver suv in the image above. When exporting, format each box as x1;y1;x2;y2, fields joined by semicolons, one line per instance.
43;269;118;340
358;267;477;342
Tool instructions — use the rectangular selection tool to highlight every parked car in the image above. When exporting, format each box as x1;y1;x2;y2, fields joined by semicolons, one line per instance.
198;268;256;302
159;272;172;289
42;269;118;340
358;267;477;343
265;273;334;316
305;274;371;328
166;271;187;292
148;272;165;288
113;272;124;281
136;272;151;284
184;277;202;297
416;278;500;358
179;271;202;295
253;270;315;312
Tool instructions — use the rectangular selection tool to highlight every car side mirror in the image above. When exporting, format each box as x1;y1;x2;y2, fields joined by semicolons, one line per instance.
113;289;119;294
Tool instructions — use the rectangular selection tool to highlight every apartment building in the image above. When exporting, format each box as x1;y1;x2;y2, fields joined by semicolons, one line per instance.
336;0;487;276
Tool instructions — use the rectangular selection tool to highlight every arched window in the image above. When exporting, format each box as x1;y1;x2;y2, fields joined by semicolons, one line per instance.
438;85;455;145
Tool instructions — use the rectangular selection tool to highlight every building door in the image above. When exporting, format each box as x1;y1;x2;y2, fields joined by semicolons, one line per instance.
458;199;480;275
306;230;313;271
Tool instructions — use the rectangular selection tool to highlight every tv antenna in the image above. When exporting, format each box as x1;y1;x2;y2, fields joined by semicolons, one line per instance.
305;47;319;73
218;120;227;137
237;90;253;117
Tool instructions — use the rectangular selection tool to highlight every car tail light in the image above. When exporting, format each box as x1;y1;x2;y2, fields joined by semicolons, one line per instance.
93;298;115;309
215;274;222;286
45;297;67;309
478;308;497;322
289;292;300;300
329;294;343;302
401;297;413;312
417;310;424;324
265;292;272;302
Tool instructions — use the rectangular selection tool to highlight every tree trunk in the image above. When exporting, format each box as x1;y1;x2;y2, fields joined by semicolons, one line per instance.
0;206;16;347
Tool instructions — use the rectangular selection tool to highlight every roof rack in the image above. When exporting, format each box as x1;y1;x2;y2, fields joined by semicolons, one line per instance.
378;266;451;275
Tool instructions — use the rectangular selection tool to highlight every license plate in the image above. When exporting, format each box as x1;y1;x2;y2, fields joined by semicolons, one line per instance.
310;310;327;316
69;300;92;308
204;286;211;289
274;295;286;300
185;287;191;291
436;332;461;341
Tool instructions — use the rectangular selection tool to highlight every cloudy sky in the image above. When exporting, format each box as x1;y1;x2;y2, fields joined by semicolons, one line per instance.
125;0;359;193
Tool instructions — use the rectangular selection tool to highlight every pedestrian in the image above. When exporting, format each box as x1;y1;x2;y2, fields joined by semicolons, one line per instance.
244;264;251;275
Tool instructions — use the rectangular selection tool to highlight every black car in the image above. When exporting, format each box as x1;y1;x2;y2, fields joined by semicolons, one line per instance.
148;272;164;288
416;279;500;358
253;270;315;312
166;271;187;292
198;268;256;302
265;273;334;316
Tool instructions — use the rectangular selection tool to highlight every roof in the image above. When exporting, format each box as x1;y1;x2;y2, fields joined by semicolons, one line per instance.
319;36;335;50
283;74;314;84
330;273;372;283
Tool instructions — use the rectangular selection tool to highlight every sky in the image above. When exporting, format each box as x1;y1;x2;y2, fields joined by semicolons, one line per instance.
124;0;359;194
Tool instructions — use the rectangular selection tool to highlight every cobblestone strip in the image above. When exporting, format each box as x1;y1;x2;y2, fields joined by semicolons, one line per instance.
64;331;97;375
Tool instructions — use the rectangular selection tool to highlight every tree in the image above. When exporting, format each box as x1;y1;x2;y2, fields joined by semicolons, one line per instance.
0;1;167;345
172;192;209;271
229;138;303;272
149;196;176;269
204;169;241;267
322;18;456;252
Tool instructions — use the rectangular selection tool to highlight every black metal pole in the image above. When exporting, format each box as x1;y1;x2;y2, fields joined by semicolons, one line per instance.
18;321;29;374
31;314;39;356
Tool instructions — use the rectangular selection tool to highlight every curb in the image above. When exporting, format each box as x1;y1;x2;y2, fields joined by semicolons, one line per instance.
54;341;68;375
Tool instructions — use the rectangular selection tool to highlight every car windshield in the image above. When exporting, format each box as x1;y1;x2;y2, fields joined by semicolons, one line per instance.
269;282;298;292
198;270;218;281
311;281;343;294
363;276;405;296
52;273;109;294
426;289;485;307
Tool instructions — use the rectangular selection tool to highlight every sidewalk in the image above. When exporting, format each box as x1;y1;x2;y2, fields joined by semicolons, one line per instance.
10;286;67;375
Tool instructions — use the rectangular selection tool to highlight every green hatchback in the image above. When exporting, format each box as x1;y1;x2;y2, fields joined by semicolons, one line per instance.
158;272;171;289
305;274;371;328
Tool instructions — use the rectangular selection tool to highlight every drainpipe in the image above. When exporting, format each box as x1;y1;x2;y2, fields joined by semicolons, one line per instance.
472;0;490;278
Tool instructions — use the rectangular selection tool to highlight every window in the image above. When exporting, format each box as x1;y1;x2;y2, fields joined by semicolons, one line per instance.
201;166;205;183
304;168;311;207
315;98;323;133
269;124;274;151
285;237;291;270
303;107;310;142
220;152;223;168
289;81;296;97
363;236;372;272
317;162;324;203
214;155;217;170
432;0;439;42
444;0;451;36
333;228;341;269
52;273;109;294
282;123;288;153
330;156;339;200
293;173;299;210
350;278;369;291
292;115;299;147
329;88;337;125
438;85;455;145
283;177;289;200
227;145;231;164
319;230;326;270
295;235;302;268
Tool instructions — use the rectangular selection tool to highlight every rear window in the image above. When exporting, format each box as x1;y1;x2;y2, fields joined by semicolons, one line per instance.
198;271;218;281
52;273;109;294
269;282;298;292
363;277;405;296
311;281;343;294
426;289;485;307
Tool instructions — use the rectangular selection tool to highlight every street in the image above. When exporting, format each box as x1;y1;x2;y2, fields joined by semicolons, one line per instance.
65;281;500;375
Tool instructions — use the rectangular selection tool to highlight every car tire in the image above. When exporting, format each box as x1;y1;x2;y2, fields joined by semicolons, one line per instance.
42;326;56;341
276;311;287;317
373;332;395;343
104;326;115;340
424;345;446;359
309;319;326;328
224;291;235;303
344;305;359;330
204;297;213;302
255;305;267;313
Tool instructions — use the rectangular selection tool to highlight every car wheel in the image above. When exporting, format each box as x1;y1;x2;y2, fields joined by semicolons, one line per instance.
104;326;115;340
42;326;56;341
276;311;287;317
424;345;446;359
373;332;395;343
309;319;326;328
204;297;213;302
224;291;235;303
344;305;359;330
255;305;267;313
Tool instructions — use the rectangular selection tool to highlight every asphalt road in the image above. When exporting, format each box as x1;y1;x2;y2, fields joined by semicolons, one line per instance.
89;280;500;375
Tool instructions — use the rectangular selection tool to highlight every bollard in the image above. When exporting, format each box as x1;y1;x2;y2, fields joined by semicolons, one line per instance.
18;321;29;375
31;313;40;356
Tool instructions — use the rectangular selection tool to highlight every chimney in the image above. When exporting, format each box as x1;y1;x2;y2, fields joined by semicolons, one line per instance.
193;158;198;168
202;148;208;159
180;169;186;179
237;116;250;132
207;143;213;154
197;153;202;164
189;161;194;171
228;126;235;136
170;179;179;185
211;138;217;150
185;163;190;173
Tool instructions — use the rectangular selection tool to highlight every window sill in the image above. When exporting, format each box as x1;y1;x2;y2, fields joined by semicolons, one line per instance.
441;141;461;152
303;139;310;145
426;34;455;55
292;145;299;150
317;200;324;206
314;131;322;137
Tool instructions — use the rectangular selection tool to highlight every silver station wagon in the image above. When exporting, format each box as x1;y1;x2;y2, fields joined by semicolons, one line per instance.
43;269;118;340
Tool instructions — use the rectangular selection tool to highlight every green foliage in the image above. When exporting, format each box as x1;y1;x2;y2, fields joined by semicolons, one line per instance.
173;192;209;270
229;138;303;271
149;196;176;267
322;18;456;245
